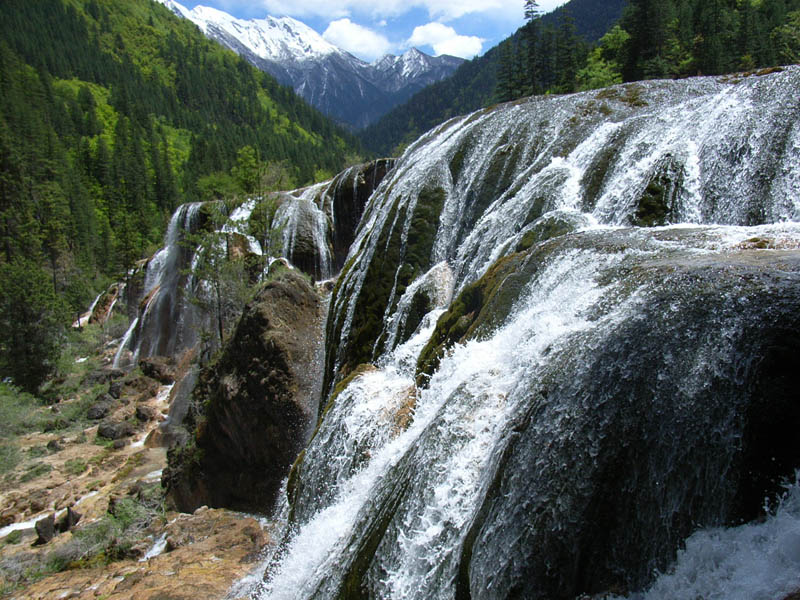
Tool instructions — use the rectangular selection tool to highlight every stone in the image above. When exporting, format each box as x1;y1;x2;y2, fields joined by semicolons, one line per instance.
34;514;56;545
139;357;176;385
109;379;123;399
87;401;112;420
46;439;63;452
98;420;134;440
123;375;160;396
57;507;81;533
135;405;157;422
83;368;125;386
164;271;323;514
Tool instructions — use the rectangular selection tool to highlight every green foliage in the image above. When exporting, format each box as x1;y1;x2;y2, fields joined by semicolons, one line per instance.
576;26;629;90
0;259;68;391
0;444;21;476
186;202;259;349
0;383;46;437
0;0;359;381
64;458;88;476
773;10;800;63
619;0;800;81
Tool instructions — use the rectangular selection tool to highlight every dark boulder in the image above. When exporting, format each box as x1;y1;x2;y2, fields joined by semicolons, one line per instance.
164;271;323;514
139;357;175;385
108;379;123;399
329;159;395;271
451;231;800;599
98;420;134;440
34;514;55;545
87;393;115;420
57;506;81;533
83;368;125;386
135;405;157;422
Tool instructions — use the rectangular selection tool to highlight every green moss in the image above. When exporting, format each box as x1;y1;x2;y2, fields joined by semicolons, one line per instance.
400;288;433;346
326;186;446;389
515;213;585;253
416;253;526;385
631;162;684;227
621;84;648;107
334;476;410;600
3;530;22;545
286;448;306;508
289;363;376;523
64;458;88;476
456;136;522;246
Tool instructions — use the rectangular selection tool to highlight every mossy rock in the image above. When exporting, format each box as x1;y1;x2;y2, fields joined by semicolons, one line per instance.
516;211;591;253
325;186;446;391
165;270;322;514
416;252;528;385
630;158;685;227
288;363;377;520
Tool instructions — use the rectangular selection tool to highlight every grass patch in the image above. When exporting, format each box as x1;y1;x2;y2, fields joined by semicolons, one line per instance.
0;445;21;476
0;384;49;437
19;462;53;483
64;459;88;476
3;530;22;545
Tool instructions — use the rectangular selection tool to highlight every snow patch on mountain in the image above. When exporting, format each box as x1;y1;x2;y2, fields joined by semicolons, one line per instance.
155;0;464;129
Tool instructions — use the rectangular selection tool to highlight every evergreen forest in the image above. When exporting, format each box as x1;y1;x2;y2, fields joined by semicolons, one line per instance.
0;0;358;390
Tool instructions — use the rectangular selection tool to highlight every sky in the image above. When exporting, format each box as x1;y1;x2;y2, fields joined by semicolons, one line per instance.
181;0;571;62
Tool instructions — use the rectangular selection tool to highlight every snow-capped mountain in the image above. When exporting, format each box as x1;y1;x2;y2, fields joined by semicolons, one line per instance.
157;0;464;129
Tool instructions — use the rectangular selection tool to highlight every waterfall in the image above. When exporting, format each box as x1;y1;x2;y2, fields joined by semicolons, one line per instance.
243;68;800;599
114;202;203;368
274;183;333;281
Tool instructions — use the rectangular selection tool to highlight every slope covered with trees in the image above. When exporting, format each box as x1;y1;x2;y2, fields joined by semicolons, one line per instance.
0;0;358;390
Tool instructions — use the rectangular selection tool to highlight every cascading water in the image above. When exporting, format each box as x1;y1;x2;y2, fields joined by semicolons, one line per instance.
275;183;334;281
244;68;800;600
114;202;203;367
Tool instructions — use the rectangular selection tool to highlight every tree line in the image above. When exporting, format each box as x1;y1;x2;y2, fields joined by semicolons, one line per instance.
497;0;800;101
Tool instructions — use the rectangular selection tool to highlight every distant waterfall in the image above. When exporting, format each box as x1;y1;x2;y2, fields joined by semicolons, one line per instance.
114;202;204;368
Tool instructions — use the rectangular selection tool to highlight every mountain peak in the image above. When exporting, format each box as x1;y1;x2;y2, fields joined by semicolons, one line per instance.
158;1;463;128
157;0;342;62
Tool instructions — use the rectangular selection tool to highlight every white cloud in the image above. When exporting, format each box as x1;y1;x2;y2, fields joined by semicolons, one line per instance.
247;0;526;22
407;22;483;58
323;18;394;61
217;0;568;22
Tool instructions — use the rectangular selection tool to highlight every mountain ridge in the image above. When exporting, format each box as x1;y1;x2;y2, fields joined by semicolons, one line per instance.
157;0;464;128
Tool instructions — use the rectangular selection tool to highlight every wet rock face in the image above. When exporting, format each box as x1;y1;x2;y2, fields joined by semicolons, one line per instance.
330;159;395;271
165;271;323;514
456;236;800;599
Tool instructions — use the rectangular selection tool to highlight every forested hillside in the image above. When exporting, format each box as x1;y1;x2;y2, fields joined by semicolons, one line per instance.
0;0;358;390
619;0;800;79
358;0;626;156
361;0;800;156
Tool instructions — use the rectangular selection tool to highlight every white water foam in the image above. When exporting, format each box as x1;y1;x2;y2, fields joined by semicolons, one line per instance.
614;477;800;600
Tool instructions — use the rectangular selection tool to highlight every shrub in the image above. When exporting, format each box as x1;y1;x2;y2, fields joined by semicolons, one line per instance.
64;458;88;476
0;445;20;475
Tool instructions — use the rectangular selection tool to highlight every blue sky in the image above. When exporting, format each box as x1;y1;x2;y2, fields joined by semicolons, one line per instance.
181;0;570;62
